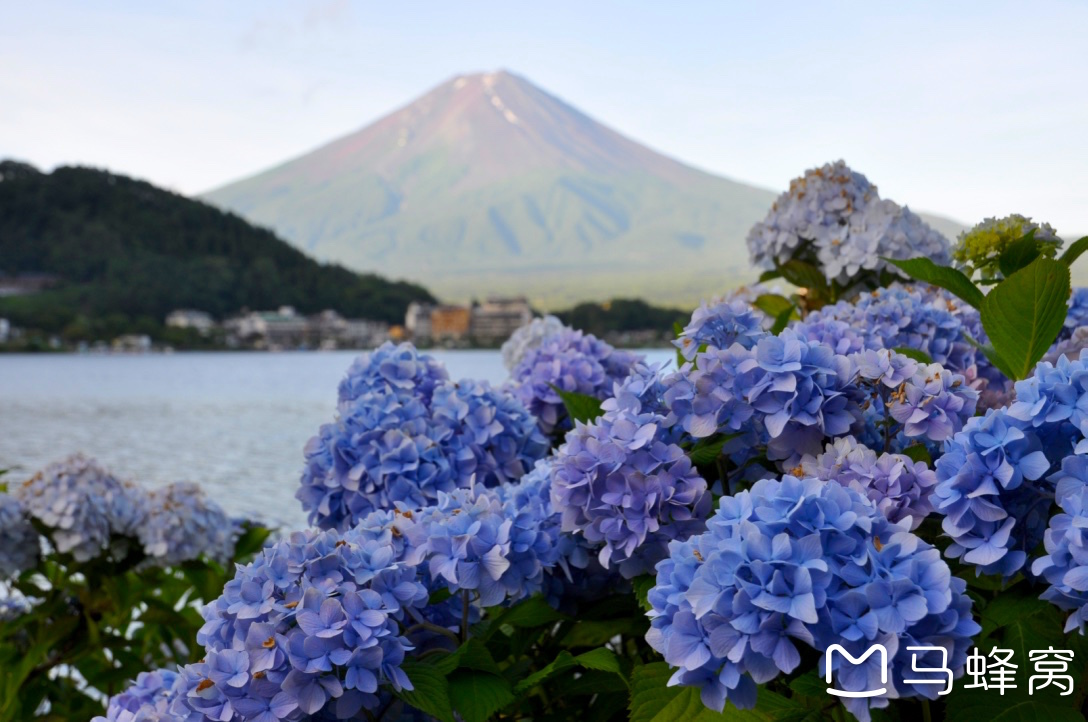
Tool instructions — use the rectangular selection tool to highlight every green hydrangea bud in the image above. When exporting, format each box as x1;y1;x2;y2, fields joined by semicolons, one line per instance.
953;214;1061;281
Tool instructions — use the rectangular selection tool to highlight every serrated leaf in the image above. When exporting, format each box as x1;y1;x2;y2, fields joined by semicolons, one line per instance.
552;385;604;425
633;575;655;613
629;662;680;722
998;231;1041;278
788;670;826;698
562;618;642;647
454;638;503;675
448;670;514;722
980;258;1071;379
885;257;984;309
901;444;932;465
892;347;932;364
1060;235;1088;266
398;661;455;722
575;647;623;676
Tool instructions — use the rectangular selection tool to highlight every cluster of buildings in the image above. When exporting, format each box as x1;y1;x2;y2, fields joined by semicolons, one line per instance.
404;297;532;345
167;307;391;351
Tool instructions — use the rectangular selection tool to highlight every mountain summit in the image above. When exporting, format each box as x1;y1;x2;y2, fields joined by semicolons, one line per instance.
204;71;961;306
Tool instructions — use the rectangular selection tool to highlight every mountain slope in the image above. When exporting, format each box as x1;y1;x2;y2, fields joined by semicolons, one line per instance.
204;71;965;307
0;161;434;334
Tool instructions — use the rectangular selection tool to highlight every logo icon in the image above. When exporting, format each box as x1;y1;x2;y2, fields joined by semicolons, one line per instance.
825;644;888;698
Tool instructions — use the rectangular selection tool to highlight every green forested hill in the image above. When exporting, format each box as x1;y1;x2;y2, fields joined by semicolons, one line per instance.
0;160;434;337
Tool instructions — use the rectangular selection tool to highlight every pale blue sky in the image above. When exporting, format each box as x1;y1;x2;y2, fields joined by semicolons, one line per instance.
2;0;1086;231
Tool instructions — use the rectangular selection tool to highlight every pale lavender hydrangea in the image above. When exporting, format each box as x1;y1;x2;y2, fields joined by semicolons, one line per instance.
15;455;148;563
501;315;566;370
801;436;937;528
337;341;448;410
140;482;237;566
746;161;950;288
0;493;39;577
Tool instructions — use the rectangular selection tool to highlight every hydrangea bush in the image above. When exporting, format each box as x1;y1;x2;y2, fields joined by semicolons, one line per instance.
34;160;1088;721
0;459;270;722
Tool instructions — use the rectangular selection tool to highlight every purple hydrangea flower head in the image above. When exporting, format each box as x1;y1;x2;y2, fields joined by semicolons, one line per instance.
552;405;710;577
888;363;977;443
675;298;767;360
15;454;148;563
0;493;39;577
507;326;642;435
934;407;1056;577
337;341;448;410
1033;455;1088;633
801;436;937;528
140;482;236;566
646;475;978;721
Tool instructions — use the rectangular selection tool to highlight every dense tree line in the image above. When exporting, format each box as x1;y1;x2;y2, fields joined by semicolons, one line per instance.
554;298;689;336
0;161;434;337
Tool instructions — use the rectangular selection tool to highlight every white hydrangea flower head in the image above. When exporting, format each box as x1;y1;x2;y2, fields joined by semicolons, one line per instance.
501;314;566;370
747;160;951;286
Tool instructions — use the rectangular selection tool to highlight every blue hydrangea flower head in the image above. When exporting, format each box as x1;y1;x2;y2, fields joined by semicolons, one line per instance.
508;326;642;435
15;454;148;563
187;523;428;720
337;341;449;409
675;297;767;360
0;492;39;577
1033;455;1088;633
94;669;181;722
934;407;1056;577
300;353;547;530
647;474;978;721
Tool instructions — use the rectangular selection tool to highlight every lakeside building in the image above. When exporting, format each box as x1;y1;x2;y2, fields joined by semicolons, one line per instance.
471;297;532;342
165;309;215;335
430;305;472;342
405;297;532;344
220;307;390;350
0;272;60;297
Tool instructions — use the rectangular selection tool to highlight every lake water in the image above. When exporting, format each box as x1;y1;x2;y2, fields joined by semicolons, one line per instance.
0;349;674;529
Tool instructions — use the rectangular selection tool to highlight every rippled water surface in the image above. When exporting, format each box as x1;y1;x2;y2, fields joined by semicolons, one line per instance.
0;349;673;529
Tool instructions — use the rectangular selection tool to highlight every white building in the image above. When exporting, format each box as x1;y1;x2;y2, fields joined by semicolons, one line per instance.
165;309;215;335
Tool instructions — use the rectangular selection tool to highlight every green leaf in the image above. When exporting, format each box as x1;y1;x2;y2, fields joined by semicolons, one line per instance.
884;257;985;309
487;595;566;635
575;647;623;676
513;650;577;694
562;618;643;647
900;444;932;465
552;385;604;425
454;638;503;676
448;670;514;722
753;293;794;319
396;661;455;722
633;575;655;613
980;258;1071;380
892;347;932;364
629;663;803;722
687;433;741;466
944;694;1084;722
1060;235;1088;267
778;260;828;296
998;231;1041;278
758;269;783;283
